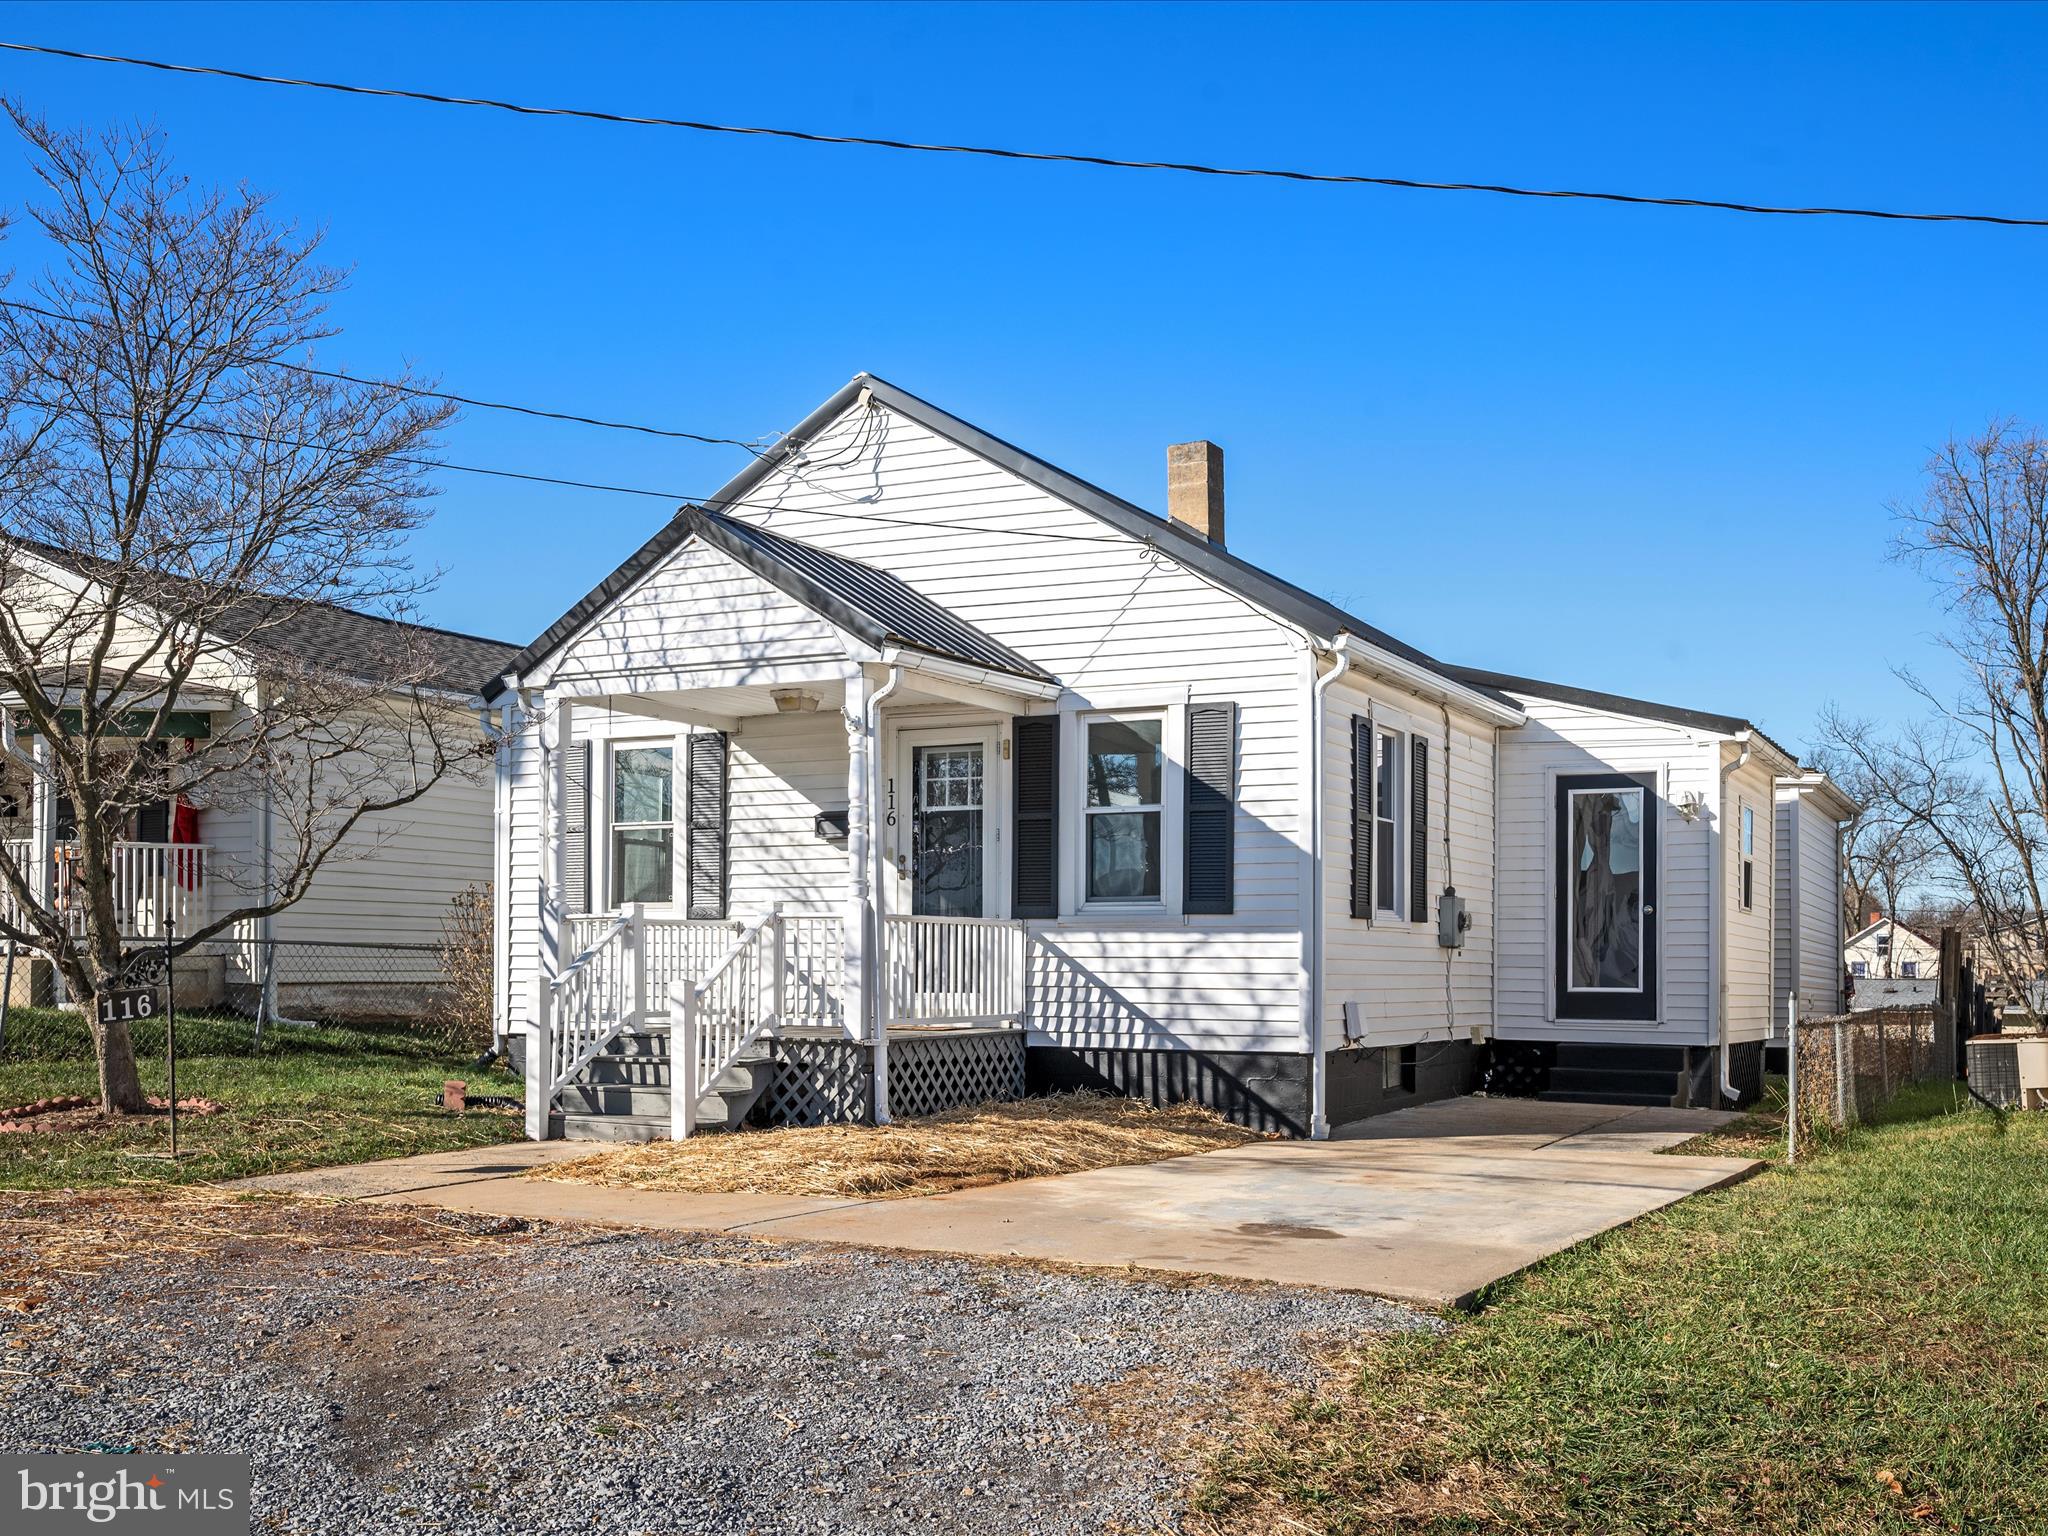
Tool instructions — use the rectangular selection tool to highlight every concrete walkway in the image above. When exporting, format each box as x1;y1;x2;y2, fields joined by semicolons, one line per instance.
241;1097;1761;1308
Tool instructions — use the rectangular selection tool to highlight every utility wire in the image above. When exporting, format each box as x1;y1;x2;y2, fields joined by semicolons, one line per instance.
0;296;771;452
3;38;2044;228
0;390;1128;544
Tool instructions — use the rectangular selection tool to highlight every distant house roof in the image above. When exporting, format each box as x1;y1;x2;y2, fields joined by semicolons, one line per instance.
684;507;1053;682
486;373;1515;712
1849;976;1939;1011
1443;665;1801;768
1846;916;1938;950
6;537;519;693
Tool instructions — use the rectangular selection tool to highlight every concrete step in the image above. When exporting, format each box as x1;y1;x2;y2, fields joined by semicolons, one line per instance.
555;1112;671;1144
1546;1066;1682;1099
1536;1089;1678;1107
1552;1043;1686;1071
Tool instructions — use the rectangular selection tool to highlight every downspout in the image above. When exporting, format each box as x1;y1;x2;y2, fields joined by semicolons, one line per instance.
1306;634;1352;1140
1714;737;1752;1106
865;665;904;1121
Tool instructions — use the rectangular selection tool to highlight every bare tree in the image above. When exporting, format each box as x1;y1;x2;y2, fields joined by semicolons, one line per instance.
0;107;477;1111
1808;743;1935;965
1817;420;2048;1022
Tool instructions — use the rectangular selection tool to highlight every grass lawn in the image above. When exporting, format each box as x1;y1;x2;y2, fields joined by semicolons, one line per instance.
0;1008;524;1189
1195;1082;2048;1535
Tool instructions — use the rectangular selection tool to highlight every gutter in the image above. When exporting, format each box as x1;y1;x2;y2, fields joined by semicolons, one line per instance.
1305;634;1353;1140
1712;733;1754;1105
1335;636;1523;728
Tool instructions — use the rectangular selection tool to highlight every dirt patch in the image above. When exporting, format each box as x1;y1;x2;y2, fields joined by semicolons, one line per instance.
0;1096;221;1134
533;1091;1268;1199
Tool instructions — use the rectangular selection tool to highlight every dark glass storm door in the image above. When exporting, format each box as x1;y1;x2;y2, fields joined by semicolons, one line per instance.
910;743;986;917
1553;772;1660;1022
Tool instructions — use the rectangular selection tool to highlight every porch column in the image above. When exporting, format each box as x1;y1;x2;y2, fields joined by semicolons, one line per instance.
527;694;573;1141
842;671;883;1120
28;735;54;912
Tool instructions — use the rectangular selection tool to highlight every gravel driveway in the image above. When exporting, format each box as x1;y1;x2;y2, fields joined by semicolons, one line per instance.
1;1191;1435;1533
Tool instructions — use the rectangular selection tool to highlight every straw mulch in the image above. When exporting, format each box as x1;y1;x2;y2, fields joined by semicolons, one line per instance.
532;1092;1267;1199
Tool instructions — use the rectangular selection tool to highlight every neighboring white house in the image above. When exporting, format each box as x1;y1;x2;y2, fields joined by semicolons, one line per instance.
0;540;518;1013
486;373;1843;1139
1774;772;1858;1022
1844;916;1940;985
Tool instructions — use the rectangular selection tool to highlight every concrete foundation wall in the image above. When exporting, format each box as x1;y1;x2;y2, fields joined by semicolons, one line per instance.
1325;1040;1476;1125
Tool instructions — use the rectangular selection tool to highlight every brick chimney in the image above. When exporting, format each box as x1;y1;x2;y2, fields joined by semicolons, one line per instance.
1167;440;1225;546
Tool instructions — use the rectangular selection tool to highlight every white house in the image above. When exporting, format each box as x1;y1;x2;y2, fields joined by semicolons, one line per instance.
1844;916;1940;985
486;374;1843;1139
0;540;518;1013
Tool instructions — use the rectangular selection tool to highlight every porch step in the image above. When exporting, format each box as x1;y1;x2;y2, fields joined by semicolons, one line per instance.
555;1112;672;1144
555;1044;776;1138
1544;1066;1681;1098
1535;1044;1686;1108
1535;1089;1679;1108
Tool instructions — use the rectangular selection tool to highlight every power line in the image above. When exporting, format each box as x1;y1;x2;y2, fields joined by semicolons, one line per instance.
0;390;1128;545
3;38;2044;228
0;296;771;452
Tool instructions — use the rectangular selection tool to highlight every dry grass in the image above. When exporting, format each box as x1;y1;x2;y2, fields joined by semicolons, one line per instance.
532;1091;1266;1199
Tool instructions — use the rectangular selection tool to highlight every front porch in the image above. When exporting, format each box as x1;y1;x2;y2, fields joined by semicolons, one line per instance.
535;908;1032;1140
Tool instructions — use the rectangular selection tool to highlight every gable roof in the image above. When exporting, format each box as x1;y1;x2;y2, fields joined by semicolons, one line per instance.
1445;664;1801;769
1846;916;1938;950
7;537;519;693
684;506;1052;681
485;373;1514;710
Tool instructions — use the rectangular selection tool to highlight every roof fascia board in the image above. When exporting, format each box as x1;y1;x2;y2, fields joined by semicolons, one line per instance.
1335;634;1525;726
882;647;1065;705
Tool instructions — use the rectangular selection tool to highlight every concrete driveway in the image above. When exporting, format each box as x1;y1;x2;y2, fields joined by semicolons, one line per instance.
244;1097;1760;1307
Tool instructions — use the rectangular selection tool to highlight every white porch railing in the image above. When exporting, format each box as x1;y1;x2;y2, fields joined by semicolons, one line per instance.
0;838;210;940
882;915;1028;1026
545;913;632;1100
673;914;777;1138
780;914;845;1030
564;912;846;1031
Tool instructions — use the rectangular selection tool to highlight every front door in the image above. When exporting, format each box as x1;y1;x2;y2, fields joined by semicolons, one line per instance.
910;741;986;917
1554;772;1660;1022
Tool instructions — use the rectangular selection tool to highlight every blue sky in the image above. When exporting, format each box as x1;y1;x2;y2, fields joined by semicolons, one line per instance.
2;2;2043;754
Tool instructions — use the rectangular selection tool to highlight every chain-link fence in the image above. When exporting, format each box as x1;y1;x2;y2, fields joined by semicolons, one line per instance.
1787;1004;1952;1156
0;934;492;1062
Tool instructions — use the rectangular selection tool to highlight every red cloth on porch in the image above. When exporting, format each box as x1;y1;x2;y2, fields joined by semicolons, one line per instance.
171;800;201;888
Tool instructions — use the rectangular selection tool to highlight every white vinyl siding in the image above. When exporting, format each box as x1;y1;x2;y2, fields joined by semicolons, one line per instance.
1722;745;1777;1045
1492;694;1717;1046
1321;675;1497;1047
504;400;1312;1054
1775;788;1848;1021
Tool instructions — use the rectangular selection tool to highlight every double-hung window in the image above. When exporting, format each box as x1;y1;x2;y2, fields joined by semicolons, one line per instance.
1739;804;1756;912
611;745;674;905
1084;716;1164;903
1375;727;1401;915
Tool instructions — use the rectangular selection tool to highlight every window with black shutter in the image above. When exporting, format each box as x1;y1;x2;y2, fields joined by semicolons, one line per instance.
562;739;592;914
1011;716;1060;917
1183;702;1235;915
1350;715;1373;919
686;732;728;919
1409;735;1430;923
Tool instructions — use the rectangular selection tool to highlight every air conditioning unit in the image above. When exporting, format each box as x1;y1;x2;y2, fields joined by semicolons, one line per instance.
2017;1037;2048;1110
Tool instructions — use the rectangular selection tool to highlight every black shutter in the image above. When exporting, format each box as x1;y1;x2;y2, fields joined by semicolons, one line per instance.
1012;715;1060;918
562;739;591;914
1350;715;1373;920
1184;702;1236;915
1409;734;1429;923
686;732;728;919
